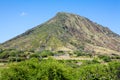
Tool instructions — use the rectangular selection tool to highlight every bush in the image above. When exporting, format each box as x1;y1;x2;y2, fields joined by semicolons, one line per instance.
74;51;85;56
1;58;39;80
108;61;120;79
1;58;74;80
39;50;54;57
84;58;100;65
78;61;120;80
92;58;100;63
74;50;92;57
29;53;40;58
9;57;26;62
98;55;111;62
36;58;74;80
0;50;9;58
1;58;120;80
0;49;24;59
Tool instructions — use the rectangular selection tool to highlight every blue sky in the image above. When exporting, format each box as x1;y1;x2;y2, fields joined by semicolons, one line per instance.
0;0;120;43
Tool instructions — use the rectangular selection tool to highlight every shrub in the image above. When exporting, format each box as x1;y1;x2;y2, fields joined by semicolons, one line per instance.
39;50;54;57
74;50;92;57
74;51;85;56
29;53;40;58
78;61;120;80
1;58;74;80
0;50;9;58
98;55;111;62
36;58;74;80
108;61;120;79
92;58;100;63
0;49;24;59
9;57;26;62
1;58;120;80
1;58;39;80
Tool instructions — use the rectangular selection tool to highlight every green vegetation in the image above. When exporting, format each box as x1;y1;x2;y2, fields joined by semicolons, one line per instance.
98;55;111;62
1;48;118;80
0;57;120;80
0;49;24;59
78;61;120;80
30;50;54;58
0;12;120;80
74;50;92;57
0;49;27;62
38;50;54;57
0;58;74;80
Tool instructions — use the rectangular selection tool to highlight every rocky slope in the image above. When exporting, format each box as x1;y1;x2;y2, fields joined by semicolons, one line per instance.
1;12;120;55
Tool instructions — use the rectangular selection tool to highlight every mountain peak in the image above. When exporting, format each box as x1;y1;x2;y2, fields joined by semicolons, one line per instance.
56;12;83;18
56;12;75;15
1;12;120;55
56;12;73;15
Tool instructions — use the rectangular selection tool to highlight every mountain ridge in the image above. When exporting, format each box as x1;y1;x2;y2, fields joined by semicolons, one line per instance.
1;12;120;55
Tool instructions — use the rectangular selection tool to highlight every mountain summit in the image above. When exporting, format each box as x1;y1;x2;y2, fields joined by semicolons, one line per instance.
1;12;120;55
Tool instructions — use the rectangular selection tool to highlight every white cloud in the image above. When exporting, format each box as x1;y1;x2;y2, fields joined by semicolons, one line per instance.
20;12;27;16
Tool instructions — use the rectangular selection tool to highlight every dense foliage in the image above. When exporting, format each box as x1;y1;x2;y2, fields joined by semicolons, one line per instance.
0;57;120;80
1;58;74;80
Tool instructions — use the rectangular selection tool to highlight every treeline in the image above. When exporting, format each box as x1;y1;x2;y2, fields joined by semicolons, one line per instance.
1;49;120;59
0;49;55;62
0;49;120;65
0;58;120;80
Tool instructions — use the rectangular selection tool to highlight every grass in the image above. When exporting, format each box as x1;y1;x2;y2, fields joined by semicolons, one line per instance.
0;63;8;79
